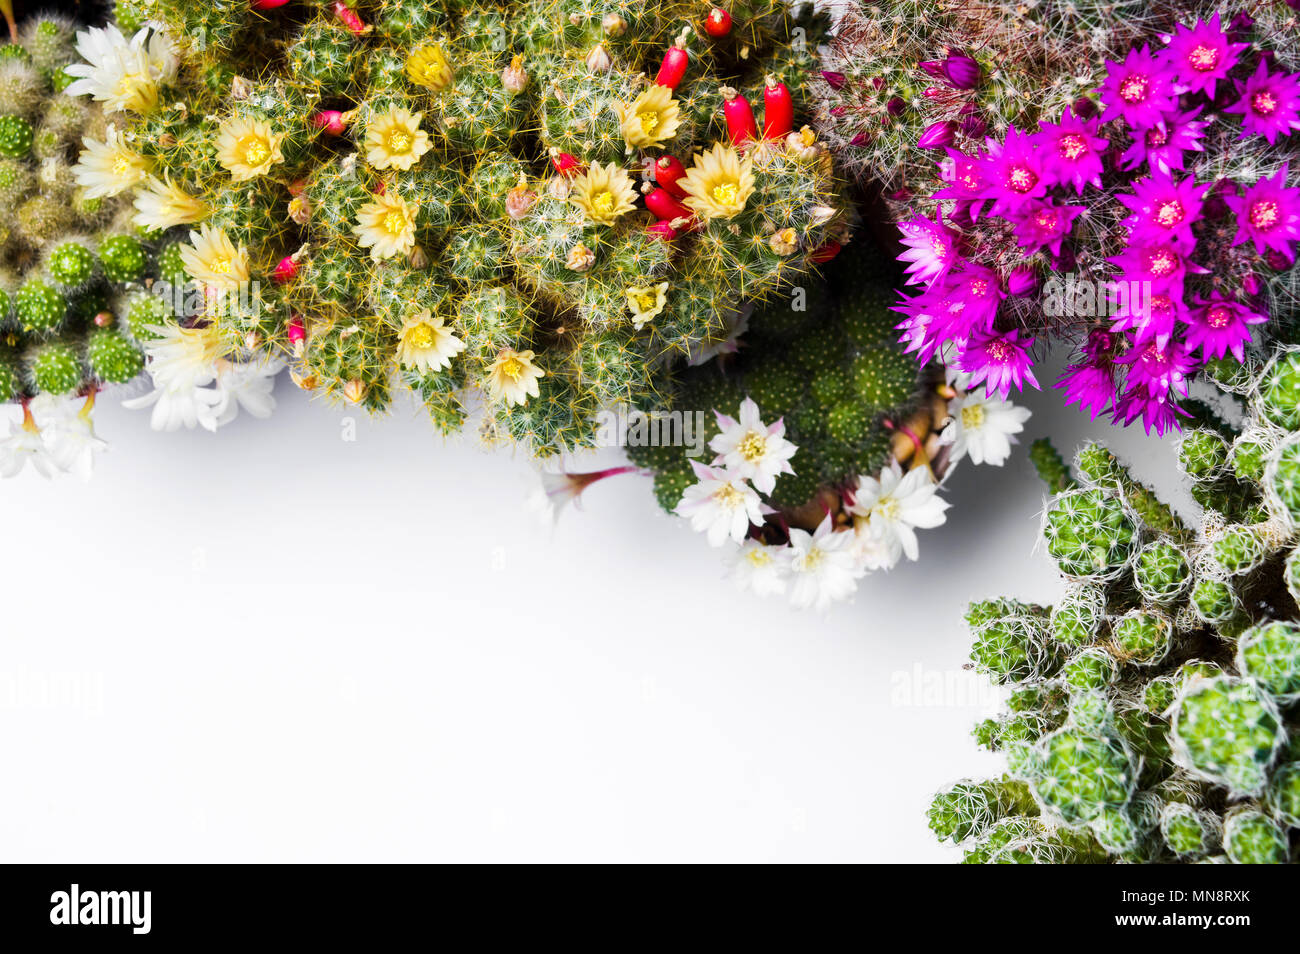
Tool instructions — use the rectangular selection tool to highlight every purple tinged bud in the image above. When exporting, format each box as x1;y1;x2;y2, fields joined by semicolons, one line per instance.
919;60;945;79
923;87;945;99
1229;12;1254;40
849;131;869;146
917;120;958;150
1287;0;1300;11
1266;249;1291;271
821;71;847;90
1007;266;1039;297
1243;272;1263;296
829;106;847;117
888;187;912;202
943;53;981;90
886;96;906;116
960;113;986;137
1071;96;1097;119
872;77;884;90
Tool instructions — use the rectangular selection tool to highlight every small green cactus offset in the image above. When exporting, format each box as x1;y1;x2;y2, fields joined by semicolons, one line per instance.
933;338;1300;863
0;15;166;477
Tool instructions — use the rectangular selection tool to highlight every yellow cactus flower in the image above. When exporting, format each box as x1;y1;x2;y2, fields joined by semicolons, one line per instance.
570;161;638;226
614;84;681;149
679;143;756;222
215;116;285;181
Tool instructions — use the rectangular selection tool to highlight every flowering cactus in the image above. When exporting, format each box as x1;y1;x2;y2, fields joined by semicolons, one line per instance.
931;338;1300;863
81;0;851;456
819;1;1300;437
597;237;1031;611
0;14;288;479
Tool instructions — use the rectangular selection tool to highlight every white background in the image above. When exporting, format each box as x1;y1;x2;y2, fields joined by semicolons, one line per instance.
0;355;1190;862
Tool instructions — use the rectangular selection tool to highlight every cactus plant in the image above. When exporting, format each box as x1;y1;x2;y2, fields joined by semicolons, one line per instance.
932;336;1300;863
819;2;1300;437
85;0;854;457
534;235;1032;610
0;14;283;478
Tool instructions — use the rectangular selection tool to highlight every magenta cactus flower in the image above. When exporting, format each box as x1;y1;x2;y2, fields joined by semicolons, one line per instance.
1225;163;1300;264
1035;107;1108;193
896;211;961;285
1116;171;1209;250
1224;60;1300;145
1010;200;1085;257
1109;290;1187;348
1118;107;1208;175
976;126;1047;214
1111;386;1193;436
934;148;990;219
1056;330;1120;419
957;329;1040;399
1161;14;1248;97
1181;295;1268;361
1099;45;1178;129
917;120;959;150
1114;336;1197;399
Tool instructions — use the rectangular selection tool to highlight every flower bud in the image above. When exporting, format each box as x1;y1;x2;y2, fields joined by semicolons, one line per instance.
565;243;596;272
342;379;367;405
501;55;527;93
821;71;846;90
917;120;957;150
505;185;538;220
585;45;612;72
943;53;981;90
769;227;798;256
1007;266;1039;297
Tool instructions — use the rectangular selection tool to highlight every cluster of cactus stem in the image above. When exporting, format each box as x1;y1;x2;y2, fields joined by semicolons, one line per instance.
626;235;939;522
930;338;1300;863
814;0;1165;195
819;0;1300;432
0;15;162;421
105;0;849;455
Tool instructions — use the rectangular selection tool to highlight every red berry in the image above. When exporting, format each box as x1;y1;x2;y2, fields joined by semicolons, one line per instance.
654;155;688;199
704;7;731;37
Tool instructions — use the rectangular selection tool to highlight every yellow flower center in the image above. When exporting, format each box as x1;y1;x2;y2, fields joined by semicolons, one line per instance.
630;291;658;313
714;484;745;508
737;432;768;463
961;404;986;430
112;155;133;176
801;548;825;571
639;110;660;135
116;70;146;98
387;130;412;154
239;134;270;167
409;324;436;349
875;498;901;520
501;356;524;380
592;191;615;214
800;128;816;146
746;548;771;567
383;210;408;235
210;256;233;275
711;181;739;205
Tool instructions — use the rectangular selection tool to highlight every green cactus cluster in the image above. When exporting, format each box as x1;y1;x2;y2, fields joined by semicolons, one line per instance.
623;237;928;515
932;338;1300;863
0;15;160;412
99;0;850;456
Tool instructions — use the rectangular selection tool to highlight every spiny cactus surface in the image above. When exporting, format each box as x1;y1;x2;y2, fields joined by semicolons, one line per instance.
933;338;1300;863
88;0;850;456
